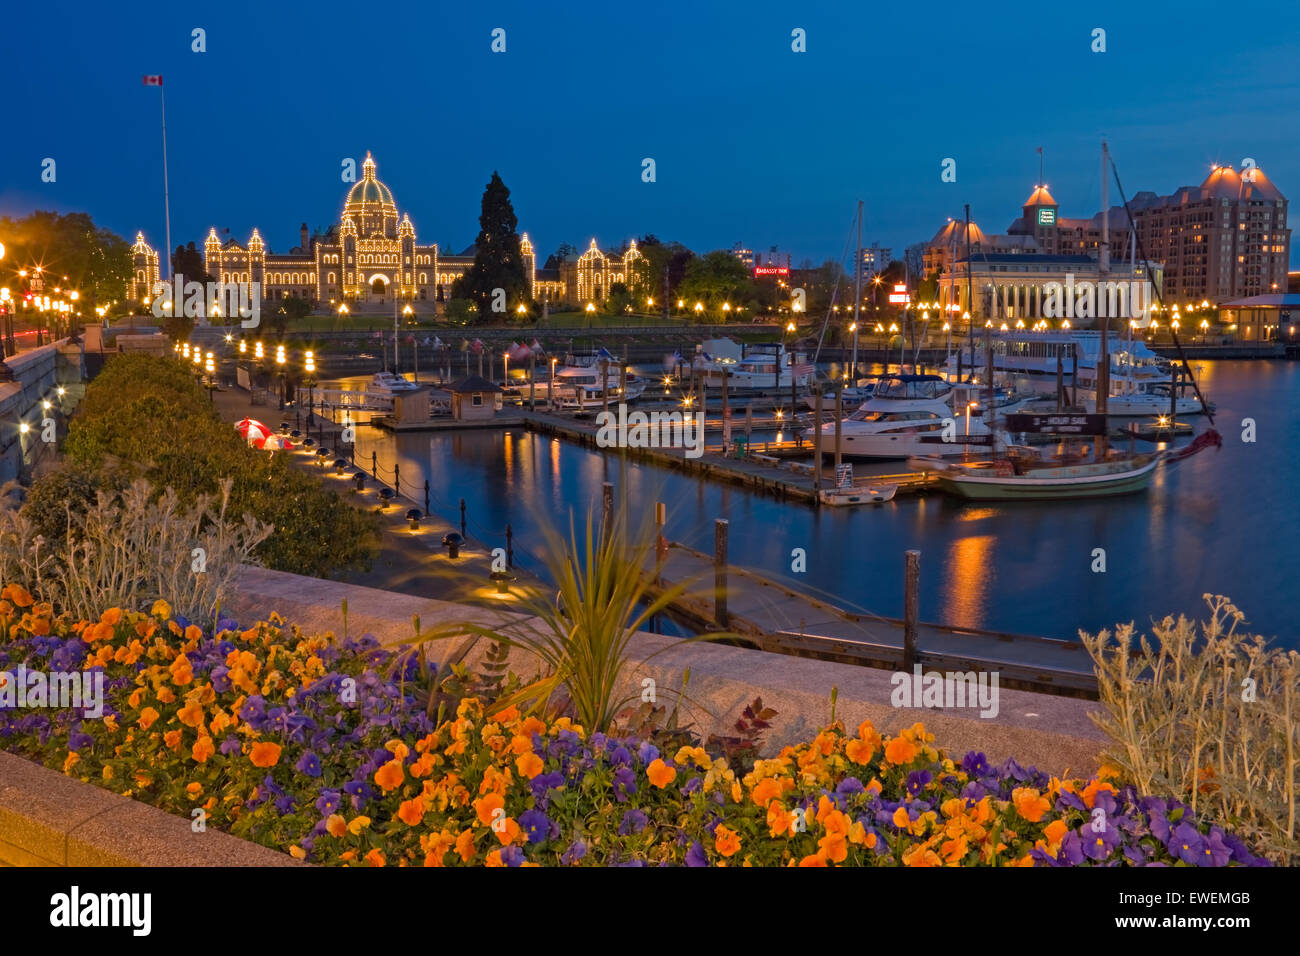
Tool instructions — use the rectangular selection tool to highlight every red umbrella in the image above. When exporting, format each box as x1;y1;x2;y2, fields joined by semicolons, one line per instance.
235;417;272;445
254;434;294;451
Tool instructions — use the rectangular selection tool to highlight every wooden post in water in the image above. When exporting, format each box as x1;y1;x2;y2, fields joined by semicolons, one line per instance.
714;518;729;627
813;390;823;491
1056;348;1064;411
1169;364;1178;422
529;352;536;411
903;550;920;673
745;403;753;445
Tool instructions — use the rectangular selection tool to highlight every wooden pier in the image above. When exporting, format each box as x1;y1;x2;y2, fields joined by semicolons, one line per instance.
648;540;1098;697
517;408;938;503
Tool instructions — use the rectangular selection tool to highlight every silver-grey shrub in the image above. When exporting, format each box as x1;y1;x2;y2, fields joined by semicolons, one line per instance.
0;477;271;624
1082;595;1298;864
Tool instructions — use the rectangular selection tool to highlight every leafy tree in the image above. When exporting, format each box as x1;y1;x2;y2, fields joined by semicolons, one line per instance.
444;299;477;325
604;283;634;316
0;211;131;310
451;172;529;320
637;237;694;306
267;295;312;335
675;250;752;313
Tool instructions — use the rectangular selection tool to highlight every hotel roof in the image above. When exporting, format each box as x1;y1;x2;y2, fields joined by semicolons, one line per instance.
1023;185;1057;207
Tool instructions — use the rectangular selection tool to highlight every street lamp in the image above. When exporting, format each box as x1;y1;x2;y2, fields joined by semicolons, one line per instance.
275;344;287;409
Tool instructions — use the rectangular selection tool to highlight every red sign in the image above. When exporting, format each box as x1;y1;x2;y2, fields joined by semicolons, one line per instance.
888;283;910;305
754;267;789;277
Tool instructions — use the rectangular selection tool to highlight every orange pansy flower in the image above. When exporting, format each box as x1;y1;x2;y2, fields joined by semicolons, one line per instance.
374;758;405;793
474;792;505;827
515;752;544;780
1012;787;1051;823
249;741;282;768
646;758;677;789
396;797;426;826
715;824;741;858
884;737;920;765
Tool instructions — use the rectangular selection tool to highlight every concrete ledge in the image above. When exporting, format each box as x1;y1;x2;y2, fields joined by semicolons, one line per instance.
228;567;1108;776
0;753;298;867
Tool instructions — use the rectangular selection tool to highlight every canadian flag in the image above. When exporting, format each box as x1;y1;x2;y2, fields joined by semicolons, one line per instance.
142;74;163;86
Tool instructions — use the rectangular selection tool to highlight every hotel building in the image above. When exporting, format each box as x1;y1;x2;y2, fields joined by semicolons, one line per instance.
923;163;1289;323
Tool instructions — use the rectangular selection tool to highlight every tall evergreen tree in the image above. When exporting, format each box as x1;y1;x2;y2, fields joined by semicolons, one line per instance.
452;172;529;319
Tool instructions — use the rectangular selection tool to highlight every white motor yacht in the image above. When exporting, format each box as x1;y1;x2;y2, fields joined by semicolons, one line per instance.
530;365;646;408
698;344;814;391
370;371;422;396
809;373;1004;460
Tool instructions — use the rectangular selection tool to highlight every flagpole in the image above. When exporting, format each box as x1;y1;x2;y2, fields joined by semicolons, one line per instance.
160;81;172;280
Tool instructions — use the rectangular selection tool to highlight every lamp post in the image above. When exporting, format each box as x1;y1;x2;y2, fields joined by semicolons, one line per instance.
275;344;287;409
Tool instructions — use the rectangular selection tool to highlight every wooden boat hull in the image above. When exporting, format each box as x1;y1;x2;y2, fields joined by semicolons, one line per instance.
934;456;1160;501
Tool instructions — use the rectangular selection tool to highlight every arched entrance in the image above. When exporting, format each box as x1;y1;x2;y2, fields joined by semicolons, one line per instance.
369;274;389;297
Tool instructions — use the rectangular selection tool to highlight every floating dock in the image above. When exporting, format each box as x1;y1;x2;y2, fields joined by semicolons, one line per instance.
649;542;1098;697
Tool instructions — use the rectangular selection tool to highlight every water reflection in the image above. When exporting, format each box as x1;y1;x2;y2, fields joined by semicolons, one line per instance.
346;361;1297;647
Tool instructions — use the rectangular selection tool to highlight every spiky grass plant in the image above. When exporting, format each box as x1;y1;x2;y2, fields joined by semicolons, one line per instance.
416;503;717;734
0;477;271;624
1082;595;1298;864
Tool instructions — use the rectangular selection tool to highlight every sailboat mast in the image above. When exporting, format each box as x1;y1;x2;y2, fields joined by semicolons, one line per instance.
964;204;974;380
1098;140;1110;454
853;200;862;381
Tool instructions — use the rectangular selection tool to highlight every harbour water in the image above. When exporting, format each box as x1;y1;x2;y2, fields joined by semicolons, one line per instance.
345;360;1298;648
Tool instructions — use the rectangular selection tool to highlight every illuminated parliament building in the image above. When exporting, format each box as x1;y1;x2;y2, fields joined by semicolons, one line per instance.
128;152;642;311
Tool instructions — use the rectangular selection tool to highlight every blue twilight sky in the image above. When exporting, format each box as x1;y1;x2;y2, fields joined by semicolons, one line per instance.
3;0;1298;269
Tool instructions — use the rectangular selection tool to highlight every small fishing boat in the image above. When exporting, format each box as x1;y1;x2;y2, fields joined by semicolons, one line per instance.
818;483;898;506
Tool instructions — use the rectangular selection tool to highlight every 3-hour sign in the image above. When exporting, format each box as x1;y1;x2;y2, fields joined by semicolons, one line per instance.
1005;413;1107;435
888;283;910;304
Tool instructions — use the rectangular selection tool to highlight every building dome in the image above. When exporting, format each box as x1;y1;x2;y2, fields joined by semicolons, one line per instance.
931;219;985;247
1202;163;1283;202
343;152;399;237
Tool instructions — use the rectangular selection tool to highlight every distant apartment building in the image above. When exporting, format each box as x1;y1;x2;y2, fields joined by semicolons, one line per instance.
1117;165;1289;301
852;243;891;280
731;242;755;269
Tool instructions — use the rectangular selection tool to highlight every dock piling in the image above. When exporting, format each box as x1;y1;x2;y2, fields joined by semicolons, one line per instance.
903;550;920;672
655;502;667;586
715;518;729;626
459;498;466;537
